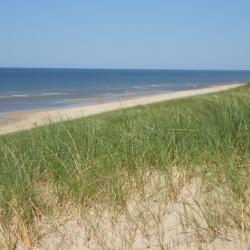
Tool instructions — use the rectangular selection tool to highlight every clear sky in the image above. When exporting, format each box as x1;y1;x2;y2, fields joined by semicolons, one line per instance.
0;0;250;69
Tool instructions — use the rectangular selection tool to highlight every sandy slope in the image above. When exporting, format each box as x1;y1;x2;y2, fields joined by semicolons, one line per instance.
0;84;244;135
12;171;249;250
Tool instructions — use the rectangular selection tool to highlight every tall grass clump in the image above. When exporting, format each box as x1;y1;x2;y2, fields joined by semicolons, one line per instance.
0;84;249;247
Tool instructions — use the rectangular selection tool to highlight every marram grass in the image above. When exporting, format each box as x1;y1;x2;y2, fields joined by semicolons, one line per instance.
0;85;249;244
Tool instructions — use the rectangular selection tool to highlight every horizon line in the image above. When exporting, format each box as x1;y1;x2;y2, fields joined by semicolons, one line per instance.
0;67;250;71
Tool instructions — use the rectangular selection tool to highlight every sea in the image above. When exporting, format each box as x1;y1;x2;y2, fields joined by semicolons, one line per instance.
0;68;250;120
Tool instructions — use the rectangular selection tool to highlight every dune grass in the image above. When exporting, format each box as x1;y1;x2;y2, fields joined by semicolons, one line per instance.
0;85;249;247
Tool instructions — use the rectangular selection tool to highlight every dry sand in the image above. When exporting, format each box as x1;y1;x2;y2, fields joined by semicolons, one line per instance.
12;170;249;250
0;84;244;135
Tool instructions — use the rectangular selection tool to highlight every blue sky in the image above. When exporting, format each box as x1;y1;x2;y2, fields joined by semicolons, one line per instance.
0;0;250;69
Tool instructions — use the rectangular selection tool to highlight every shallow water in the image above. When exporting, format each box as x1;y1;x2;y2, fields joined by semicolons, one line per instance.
0;68;250;118
0;117;11;123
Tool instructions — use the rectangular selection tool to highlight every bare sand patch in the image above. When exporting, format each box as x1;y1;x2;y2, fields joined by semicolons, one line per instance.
5;170;248;250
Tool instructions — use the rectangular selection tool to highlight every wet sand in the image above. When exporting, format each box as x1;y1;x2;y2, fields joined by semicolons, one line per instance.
0;84;244;135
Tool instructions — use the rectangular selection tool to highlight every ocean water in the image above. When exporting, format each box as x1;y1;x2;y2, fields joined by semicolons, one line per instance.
0;68;250;118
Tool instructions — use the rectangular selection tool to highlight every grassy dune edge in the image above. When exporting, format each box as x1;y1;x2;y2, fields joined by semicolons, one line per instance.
0;84;249;249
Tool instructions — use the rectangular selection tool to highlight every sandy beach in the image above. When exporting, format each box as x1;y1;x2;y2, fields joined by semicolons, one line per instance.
0;83;244;135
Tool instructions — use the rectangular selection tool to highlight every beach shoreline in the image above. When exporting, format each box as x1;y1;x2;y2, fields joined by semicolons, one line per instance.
0;83;245;135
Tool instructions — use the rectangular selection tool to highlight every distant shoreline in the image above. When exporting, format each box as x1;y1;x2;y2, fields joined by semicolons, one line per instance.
1;68;250;115
0;83;245;135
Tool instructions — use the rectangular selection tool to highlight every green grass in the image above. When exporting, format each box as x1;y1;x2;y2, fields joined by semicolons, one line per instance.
0;85;250;246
